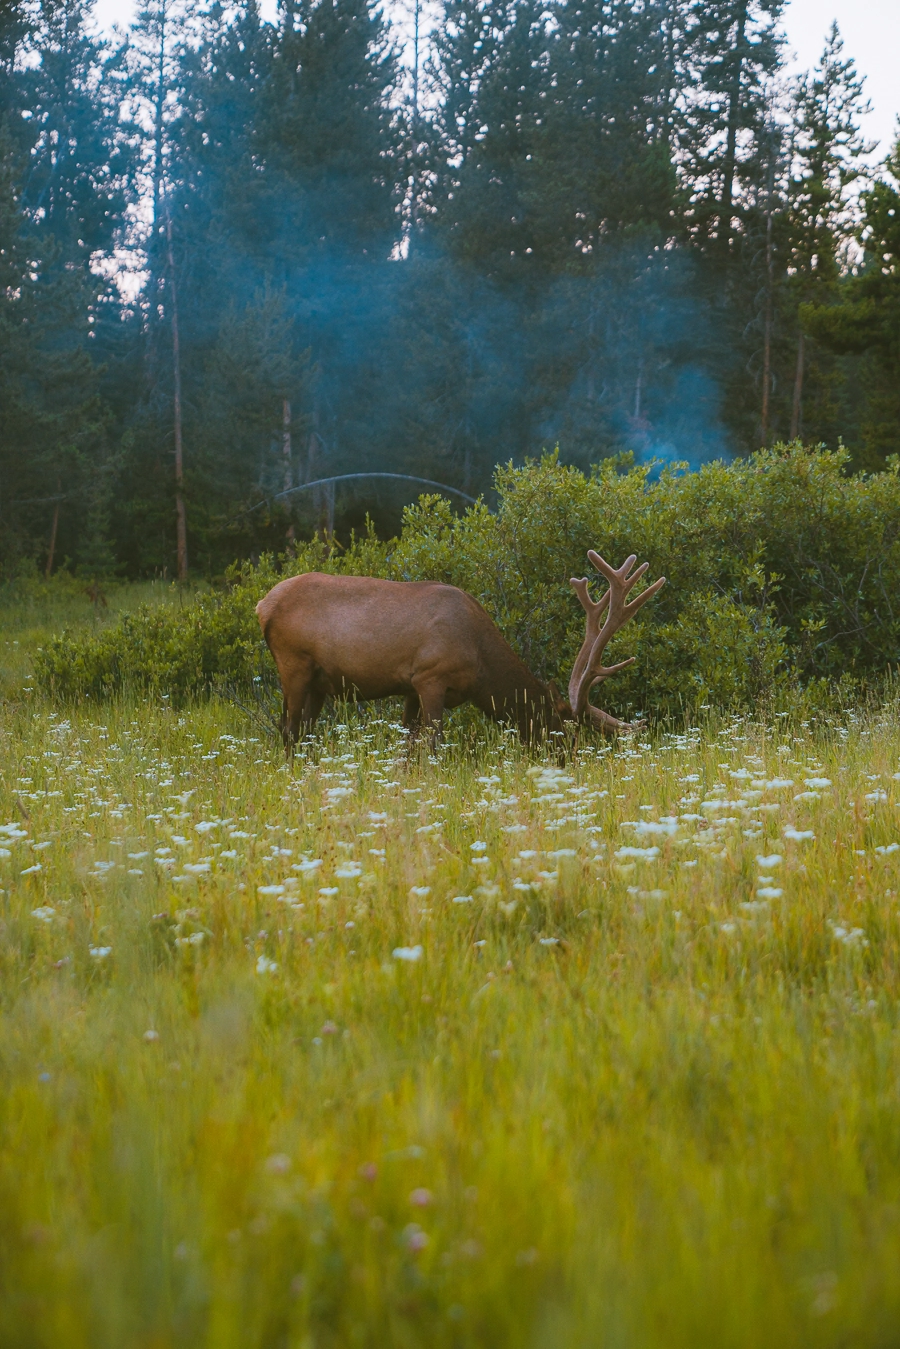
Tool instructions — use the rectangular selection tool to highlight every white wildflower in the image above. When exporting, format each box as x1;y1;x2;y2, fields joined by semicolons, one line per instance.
622;820;679;837
829;922;867;948
31;906;55;923
393;945;423;962
292;858;323;875
258;884;285;897
256;955;278;974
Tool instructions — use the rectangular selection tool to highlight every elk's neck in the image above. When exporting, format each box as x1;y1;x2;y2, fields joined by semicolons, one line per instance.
475;648;561;740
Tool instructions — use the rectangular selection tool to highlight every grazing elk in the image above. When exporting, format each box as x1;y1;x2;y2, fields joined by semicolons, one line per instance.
256;551;665;750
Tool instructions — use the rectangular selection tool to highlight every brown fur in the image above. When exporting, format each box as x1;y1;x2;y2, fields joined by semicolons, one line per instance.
256;572;566;749
257;554;664;751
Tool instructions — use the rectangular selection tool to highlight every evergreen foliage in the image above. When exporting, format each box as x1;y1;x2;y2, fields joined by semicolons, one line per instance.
0;0;897;580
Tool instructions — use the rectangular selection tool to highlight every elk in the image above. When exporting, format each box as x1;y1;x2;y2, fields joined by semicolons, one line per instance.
256;551;665;750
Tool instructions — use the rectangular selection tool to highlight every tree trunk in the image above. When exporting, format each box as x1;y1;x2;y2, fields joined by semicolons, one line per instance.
166;208;188;581
307;426;331;541
283;398;295;543
790;330;805;440
408;0;421;245
324;480;335;539
761;207;774;442
45;484;60;579
720;0;748;248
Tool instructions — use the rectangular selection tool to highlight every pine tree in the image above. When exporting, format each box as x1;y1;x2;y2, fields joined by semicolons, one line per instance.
21;0;128;264
0;3;116;576
782;23;872;441
122;0;192;577
262;0;400;259
681;0;785;250
802;136;900;465
536;0;678;264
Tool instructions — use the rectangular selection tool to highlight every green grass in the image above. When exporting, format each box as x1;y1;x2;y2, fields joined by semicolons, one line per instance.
4;601;900;1345
0;576;201;698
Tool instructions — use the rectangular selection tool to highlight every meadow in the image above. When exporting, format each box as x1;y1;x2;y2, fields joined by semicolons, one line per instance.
4;588;900;1346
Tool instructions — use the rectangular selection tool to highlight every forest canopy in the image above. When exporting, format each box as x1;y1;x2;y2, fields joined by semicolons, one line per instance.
1;0;898;580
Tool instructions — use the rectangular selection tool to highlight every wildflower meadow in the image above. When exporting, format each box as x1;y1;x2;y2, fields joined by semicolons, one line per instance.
4;587;900;1346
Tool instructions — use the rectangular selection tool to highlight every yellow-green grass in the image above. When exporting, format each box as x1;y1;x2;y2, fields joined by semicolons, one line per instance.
0;578;201;697
3;694;900;1347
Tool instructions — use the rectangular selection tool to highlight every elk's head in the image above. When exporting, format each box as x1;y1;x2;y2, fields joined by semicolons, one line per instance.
556;551;666;735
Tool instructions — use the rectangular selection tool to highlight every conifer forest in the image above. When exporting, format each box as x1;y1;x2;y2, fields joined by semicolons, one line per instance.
1;0;898;578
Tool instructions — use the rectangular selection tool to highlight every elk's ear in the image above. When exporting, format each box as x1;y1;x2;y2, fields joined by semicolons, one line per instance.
547;680;572;718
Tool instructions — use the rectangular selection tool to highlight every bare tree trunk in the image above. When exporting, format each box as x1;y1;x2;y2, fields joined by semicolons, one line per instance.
405;0;421;250
720;0;748;248
282;398;295;543
166;207;188;581
790;331;805;440
761;208;774;442
324;480;335;539
45;483;60;579
307;426;330;541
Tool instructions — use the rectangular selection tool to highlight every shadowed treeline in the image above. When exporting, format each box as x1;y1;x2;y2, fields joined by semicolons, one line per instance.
1;0;898;578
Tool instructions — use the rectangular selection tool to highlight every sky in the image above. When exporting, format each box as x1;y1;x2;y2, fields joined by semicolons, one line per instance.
93;0;900;160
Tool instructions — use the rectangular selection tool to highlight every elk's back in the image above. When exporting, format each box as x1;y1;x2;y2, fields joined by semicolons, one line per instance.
256;572;494;699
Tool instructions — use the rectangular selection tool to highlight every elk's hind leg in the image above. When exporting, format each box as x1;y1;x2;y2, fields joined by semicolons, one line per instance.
279;658;324;754
402;692;422;745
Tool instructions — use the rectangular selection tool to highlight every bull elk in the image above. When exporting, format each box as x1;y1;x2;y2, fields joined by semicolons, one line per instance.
256;551;665;750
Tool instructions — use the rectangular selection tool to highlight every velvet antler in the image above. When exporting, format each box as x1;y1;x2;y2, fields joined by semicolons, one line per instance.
567;552;665;731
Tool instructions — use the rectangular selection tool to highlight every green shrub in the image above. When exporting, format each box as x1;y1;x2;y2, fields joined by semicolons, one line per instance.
34;445;900;717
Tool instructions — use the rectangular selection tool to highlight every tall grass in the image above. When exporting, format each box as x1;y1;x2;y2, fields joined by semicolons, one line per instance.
0;576;200;698
3;683;900;1346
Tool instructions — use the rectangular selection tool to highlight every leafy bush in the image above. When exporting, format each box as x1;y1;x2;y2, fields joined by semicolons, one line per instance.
34;445;900;717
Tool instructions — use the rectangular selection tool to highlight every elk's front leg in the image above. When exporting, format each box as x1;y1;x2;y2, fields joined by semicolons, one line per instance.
412;678;446;749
